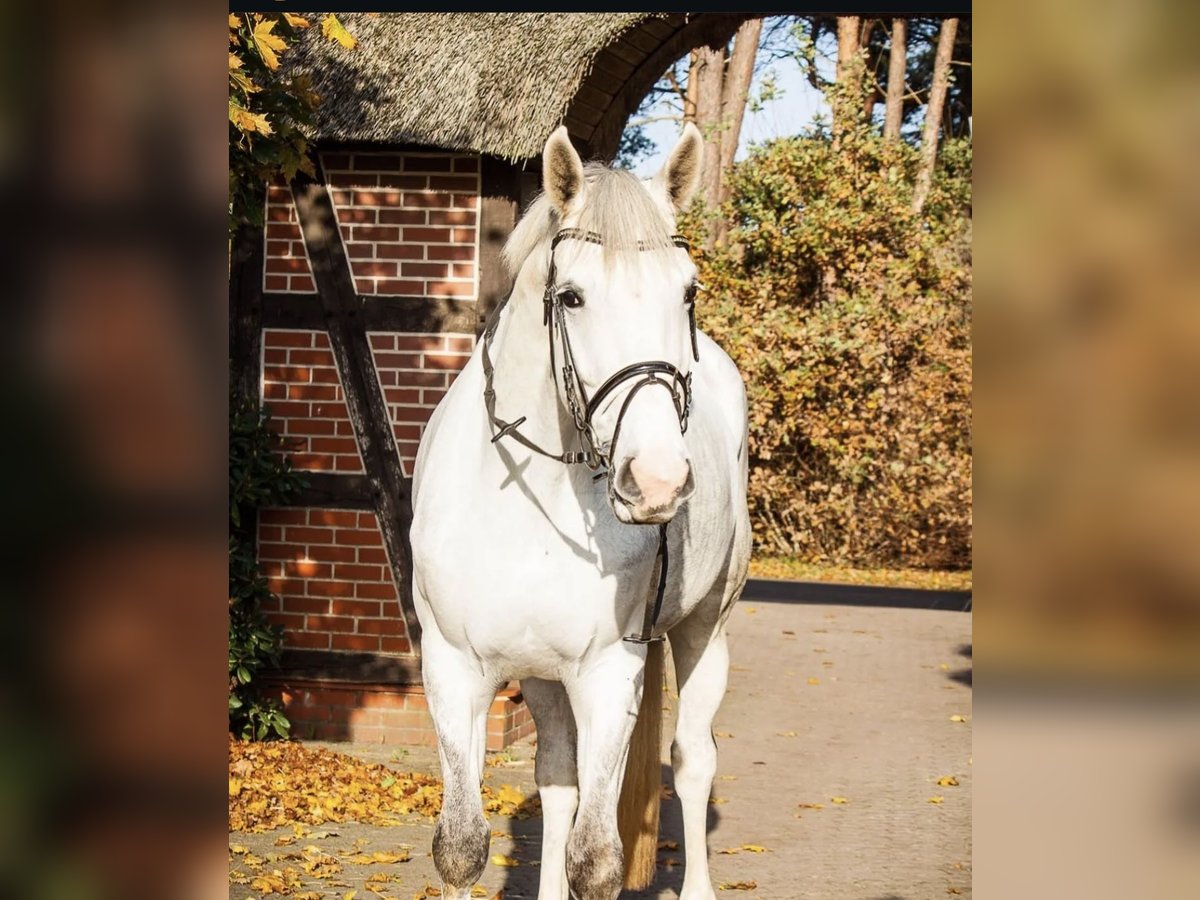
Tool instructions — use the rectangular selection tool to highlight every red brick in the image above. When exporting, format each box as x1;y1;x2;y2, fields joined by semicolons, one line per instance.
452;263;474;279
402;192;455;209
446;337;475;353
291;453;334;470
423;353;471;371
312;333;333;349
307;579;355;598
355;279;376;295
335;455;364;472
395;407;431;424
400;262;449;278
329;172;377;188
378;209;426;225
357;547;389;565
308;544;358;563
263;401;311;420
451;195;479;210
330;599;382;617
356;582;398;600
266;239;291;256
331;190;352;206
288;349;336;366
285;418;337;436
427;245;475;261
265;613;305;631
377;174;427;190
262;382;288;400
352;225;400;241
285;526;335;544
429;210;474;226
280;597;332;614
381;637;414;655
309;509;359;527
346;242;375;259
311;402;350;418
267;205;293;223
369;334;395;350
265;577;304;595
263;349;288;365
283;560;331;579
352;191;403;208
357;512;377;528
352;154;401;171
427;281;475;298
335;206;377;223
290;276;316;292
428;176;478;192
397;370;446;387
403;156;452;172
377;244;424;260
266;257;310;274
332;563;383;581
402;692;427;710
311;437;359;455
259;526;283;542
397;441;421;459
392;424;422;441
375;352;422;369
358;618;405;635
402;227;451;243
305;615;356;633
385;387;421;405
451;228;476;243
355;261;398;278
263;364;311;383
376;280;425;295
286;632;331;650
396;335;446;351
358;691;409;710
288;384;339;401
332;634;381;652
336;528;382;546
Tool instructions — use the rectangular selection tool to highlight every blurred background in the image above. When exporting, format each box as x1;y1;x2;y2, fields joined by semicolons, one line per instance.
0;1;1195;898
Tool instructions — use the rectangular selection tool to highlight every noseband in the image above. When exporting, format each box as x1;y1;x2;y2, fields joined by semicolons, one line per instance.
479;227;699;645
481;227;699;472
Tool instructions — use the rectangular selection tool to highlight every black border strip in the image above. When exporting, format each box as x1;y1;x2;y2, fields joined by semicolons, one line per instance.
744;577;972;611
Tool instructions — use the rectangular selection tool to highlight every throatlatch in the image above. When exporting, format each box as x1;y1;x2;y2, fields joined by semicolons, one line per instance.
480;228;698;643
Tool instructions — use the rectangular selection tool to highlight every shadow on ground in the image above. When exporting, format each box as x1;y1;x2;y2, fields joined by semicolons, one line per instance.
499;764;720;898
948;642;972;687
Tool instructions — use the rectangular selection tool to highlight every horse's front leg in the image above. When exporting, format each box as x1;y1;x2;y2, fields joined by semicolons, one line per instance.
668;611;730;900
563;644;646;900
521;677;578;900
423;626;496;899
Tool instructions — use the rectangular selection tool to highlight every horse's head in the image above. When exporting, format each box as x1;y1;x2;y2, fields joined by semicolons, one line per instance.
517;124;705;524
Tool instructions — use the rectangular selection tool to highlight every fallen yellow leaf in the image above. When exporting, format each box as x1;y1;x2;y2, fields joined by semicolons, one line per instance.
929;796;944;804
797;802;824;810
717;847;740;855
718;881;757;891
831;796;848;804
491;854;519;868
777;730;797;737
741;844;769;853
950;714;969;723
936;776;960;787
714;731;734;738
807;677;821;685
657;840;679;850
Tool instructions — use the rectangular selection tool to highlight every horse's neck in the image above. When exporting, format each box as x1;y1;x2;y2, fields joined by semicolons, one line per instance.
490;282;577;458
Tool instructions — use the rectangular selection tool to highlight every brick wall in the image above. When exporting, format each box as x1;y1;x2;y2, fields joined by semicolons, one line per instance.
323;151;479;299
262;329;364;473
263;182;316;293
258;508;411;655
371;332;473;476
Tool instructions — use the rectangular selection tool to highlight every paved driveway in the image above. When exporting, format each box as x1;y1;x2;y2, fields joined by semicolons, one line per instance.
230;597;972;899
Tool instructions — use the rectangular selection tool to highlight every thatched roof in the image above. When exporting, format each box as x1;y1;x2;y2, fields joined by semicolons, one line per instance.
289;13;755;162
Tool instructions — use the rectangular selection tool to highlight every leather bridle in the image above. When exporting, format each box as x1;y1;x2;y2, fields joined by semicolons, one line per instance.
479;227;700;644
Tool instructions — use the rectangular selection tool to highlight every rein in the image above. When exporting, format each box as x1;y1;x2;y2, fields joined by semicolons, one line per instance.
480;227;699;644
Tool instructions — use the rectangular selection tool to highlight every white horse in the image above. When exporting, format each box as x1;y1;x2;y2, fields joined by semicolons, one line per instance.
411;123;751;900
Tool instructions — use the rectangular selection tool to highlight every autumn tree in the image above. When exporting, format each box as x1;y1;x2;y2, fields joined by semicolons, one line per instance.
911;17;959;213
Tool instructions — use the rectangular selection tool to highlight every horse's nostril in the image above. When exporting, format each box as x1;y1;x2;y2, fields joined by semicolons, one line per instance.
615;460;643;502
623;454;690;511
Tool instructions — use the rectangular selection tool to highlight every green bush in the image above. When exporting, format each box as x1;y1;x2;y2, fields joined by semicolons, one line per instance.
229;393;307;739
690;118;972;569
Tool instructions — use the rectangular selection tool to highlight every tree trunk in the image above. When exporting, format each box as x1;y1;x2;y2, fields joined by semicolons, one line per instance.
911;17;958;214
691;42;726;246
883;18;907;140
833;16;862;142
683;50;699;123
708;17;763;245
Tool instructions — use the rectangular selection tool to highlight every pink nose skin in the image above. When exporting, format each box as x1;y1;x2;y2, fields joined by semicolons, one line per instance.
627;453;691;511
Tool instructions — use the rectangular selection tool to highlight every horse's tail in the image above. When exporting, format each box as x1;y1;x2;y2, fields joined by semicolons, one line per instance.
618;639;665;890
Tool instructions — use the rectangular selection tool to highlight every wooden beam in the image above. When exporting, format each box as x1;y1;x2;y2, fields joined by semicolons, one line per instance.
229;188;265;407
289;472;375;509
291;163;423;648
262;293;478;334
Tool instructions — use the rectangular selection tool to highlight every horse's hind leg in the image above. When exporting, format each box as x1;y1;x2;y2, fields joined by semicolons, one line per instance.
668;609;730;900
521;677;578;900
423;627;495;899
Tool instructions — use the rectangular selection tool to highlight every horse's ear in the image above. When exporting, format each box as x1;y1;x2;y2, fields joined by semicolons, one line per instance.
657;122;704;212
543;126;587;217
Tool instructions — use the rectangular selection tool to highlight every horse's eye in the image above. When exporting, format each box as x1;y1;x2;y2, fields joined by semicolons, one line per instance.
684;284;698;307
558;289;584;310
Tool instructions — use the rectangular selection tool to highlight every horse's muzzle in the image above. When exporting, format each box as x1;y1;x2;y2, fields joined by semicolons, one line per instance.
611;452;695;524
